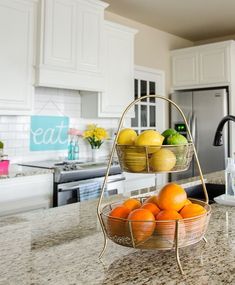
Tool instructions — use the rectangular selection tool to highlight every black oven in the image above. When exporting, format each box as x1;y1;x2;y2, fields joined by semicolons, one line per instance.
54;174;125;207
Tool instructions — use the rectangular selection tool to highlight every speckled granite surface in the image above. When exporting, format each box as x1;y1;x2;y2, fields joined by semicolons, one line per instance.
0;164;53;180
1;171;234;285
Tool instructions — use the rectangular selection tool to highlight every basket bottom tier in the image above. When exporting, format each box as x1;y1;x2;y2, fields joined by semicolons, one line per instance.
100;198;211;250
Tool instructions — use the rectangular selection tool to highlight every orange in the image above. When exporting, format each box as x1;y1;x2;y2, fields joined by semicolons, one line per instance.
141;202;161;216
117;128;137;145
143;195;158;206
107;205;131;237
157;183;187;211
156;209;183;221
180;204;207;236
180;203;206;218
155;210;185;242
123;198;141;211
127;208;155;243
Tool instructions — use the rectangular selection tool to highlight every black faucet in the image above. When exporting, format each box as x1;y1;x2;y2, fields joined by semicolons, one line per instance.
213;115;235;146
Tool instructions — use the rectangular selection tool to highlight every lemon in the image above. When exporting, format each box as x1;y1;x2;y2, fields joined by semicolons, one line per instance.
124;149;146;172
135;130;164;154
135;130;164;146
150;149;176;171
117;128;137;145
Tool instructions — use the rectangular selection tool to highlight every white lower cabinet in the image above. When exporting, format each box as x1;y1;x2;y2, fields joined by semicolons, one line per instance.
123;173;167;195
0;0;36;115
0;174;53;217
81;21;137;118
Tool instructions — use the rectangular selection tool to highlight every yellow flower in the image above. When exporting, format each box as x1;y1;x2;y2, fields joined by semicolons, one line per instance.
83;130;93;138
83;124;109;148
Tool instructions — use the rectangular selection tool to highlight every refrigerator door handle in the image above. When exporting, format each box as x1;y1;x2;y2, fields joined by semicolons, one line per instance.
195;115;199;151
191;112;196;141
187;112;193;134
191;113;199;151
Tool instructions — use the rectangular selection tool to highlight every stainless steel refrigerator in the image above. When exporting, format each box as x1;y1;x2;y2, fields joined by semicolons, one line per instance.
170;88;229;181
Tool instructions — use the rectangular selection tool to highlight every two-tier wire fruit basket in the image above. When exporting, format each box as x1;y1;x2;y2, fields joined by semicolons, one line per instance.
97;95;211;275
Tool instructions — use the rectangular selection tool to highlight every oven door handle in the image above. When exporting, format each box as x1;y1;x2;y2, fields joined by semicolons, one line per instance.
58;176;125;192
107;176;125;184
58;185;80;192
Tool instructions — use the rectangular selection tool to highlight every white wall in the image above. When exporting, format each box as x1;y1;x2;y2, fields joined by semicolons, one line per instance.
0;87;119;163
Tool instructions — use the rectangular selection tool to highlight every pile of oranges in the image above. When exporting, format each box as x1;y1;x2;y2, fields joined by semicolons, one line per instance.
107;183;207;244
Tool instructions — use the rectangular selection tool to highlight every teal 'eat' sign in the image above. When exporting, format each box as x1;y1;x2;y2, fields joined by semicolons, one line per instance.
30;116;69;151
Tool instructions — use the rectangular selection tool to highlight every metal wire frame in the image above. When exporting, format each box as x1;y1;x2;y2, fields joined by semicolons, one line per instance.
96;94;209;274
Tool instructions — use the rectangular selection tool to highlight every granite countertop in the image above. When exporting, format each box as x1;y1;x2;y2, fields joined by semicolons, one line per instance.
0;171;234;285
0;164;53;180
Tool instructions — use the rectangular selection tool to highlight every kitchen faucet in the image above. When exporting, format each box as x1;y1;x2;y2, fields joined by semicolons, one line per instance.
213;115;235;146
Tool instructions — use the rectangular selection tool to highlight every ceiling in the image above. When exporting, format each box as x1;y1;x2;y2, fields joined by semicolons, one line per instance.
104;0;235;41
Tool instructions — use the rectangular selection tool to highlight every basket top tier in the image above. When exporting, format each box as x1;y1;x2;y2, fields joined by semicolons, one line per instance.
116;143;194;174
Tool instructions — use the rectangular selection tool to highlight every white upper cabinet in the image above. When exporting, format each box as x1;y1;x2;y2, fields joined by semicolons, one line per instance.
0;0;36;115
172;52;198;87
171;41;232;89
199;46;229;84
81;21;137;118
78;1;103;73
101;21;137;117
42;0;77;70
36;0;108;91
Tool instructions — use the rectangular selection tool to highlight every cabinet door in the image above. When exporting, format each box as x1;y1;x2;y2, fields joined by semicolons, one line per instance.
42;0;77;70
78;1;104;74
172;52;198;88
0;0;35;114
199;46;230;84
100;22;136;117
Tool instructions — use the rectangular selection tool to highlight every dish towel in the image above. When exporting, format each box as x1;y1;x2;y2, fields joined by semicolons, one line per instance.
78;181;107;202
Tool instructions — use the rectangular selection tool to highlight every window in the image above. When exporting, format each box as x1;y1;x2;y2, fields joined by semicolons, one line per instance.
129;66;167;187
131;66;165;135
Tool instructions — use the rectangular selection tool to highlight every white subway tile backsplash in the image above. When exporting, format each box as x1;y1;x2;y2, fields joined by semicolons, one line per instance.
23;125;30;131
7;149;16;156
0;124;9;132
1;133;16;140
15;117;30;124
15;133;28;140
8;124;25;132
0;87;120;163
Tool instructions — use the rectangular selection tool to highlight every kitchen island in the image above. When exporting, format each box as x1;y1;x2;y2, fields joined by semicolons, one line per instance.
0;171;234;285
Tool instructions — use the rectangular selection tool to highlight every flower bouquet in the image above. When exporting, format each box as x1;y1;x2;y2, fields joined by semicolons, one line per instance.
83;124;109;149
83;124;109;161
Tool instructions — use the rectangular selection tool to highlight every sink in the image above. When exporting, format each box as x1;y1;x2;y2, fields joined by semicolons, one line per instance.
184;183;225;204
